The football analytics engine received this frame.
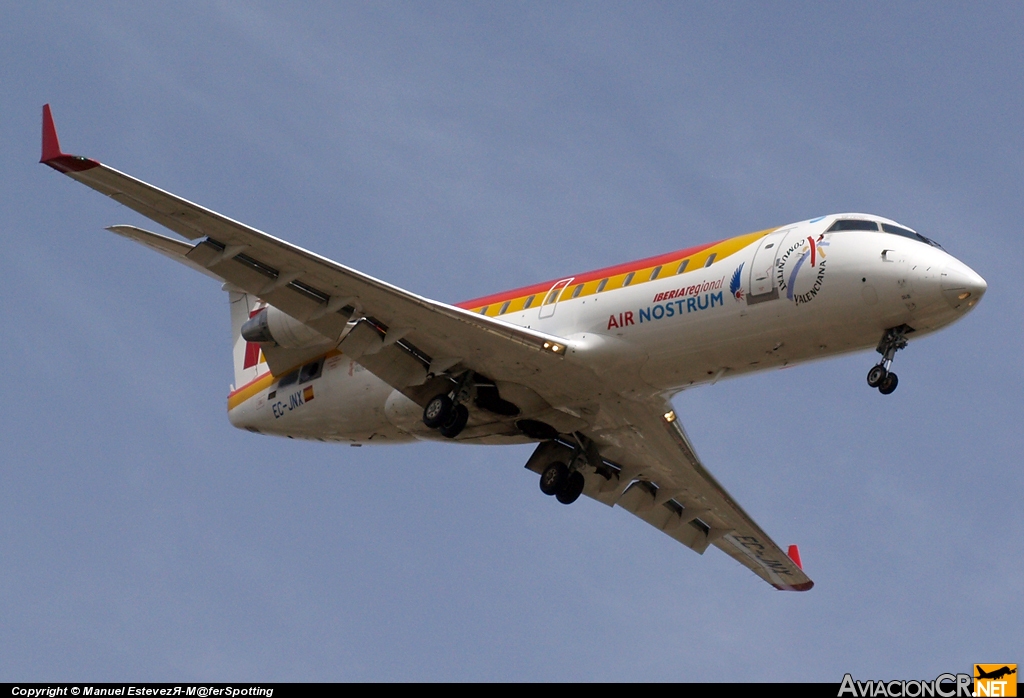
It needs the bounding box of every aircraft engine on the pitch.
[240,306,334,348]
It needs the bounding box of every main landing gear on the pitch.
[423,393,470,438]
[866,325,910,395]
[423,372,474,439]
[539,461,585,505]
[535,435,601,505]
[526,437,605,506]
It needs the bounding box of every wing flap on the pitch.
[616,482,709,553]
[184,238,354,342]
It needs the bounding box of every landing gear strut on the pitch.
[867,325,910,395]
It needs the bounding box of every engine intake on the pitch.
[240,306,333,348]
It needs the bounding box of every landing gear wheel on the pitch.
[867,365,888,388]
[878,372,899,395]
[556,471,586,505]
[423,394,453,428]
[439,404,469,439]
[539,462,569,496]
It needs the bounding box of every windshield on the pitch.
[826,218,944,249]
[880,223,944,250]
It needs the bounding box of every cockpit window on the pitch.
[827,219,879,232]
[881,223,944,249]
[825,218,944,249]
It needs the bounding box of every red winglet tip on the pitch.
[41,104,64,162]
[787,544,803,570]
[39,104,99,172]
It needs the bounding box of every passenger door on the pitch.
[746,228,792,304]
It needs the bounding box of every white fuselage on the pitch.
[227,214,985,443]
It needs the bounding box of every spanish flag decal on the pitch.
[303,386,315,402]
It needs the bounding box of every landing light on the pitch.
[543,342,563,353]
[958,292,971,300]
[664,410,677,423]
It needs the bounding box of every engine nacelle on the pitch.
[240,306,334,349]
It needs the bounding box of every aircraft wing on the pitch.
[574,397,813,590]
[40,105,594,409]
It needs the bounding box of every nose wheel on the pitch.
[867,366,899,394]
[867,325,910,395]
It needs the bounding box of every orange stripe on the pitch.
[461,227,775,316]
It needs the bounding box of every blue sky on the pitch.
[2,2,1021,681]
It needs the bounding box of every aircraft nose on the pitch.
[940,259,987,311]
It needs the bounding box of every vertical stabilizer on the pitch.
[229,288,269,389]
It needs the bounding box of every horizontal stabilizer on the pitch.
[105,226,223,282]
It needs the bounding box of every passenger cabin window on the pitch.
[827,219,879,232]
[524,295,535,309]
[597,278,608,292]
[479,306,489,315]
[499,301,510,315]
[544,289,559,305]
[299,359,323,383]
[651,265,662,280]
[676,259,689,274]
[623,272,635,287]
[704,253,716,268]
[571,284,583,298]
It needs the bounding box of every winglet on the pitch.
[787,544,803,570]
[40,104,99,173]
[41,104,64,162]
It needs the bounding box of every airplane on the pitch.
[975,666,1016,681]
[39,104,987,592]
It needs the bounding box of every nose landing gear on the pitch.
[866,325,911,395]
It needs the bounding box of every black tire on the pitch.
[878,372,899,395]
[867,365,887,388]
[556,471,586,505]
[539,462,569,496]
[423,394,453,428]
[439,404,469,439]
